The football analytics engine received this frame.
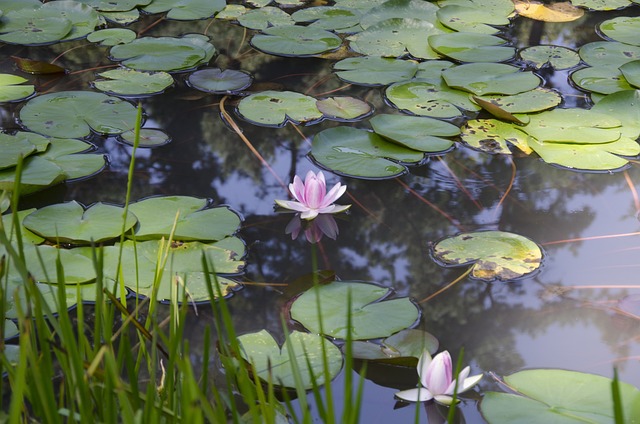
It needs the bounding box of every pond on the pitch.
[2,0,640,422]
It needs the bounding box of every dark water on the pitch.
[2,6,640,422]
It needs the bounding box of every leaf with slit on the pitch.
[142,0,225,20]
[316,96,372,121]
[513,0,584,22]
[591,89,640,139]
[20,91,138,138]
[385,79,481,118]
[570,65,633,95]
[347,18,444,60]
[519,45,580,70]
[0,73,34,102]
[473,88,562,115]
[461,119,532,155]
[127,196,241,241]
[73,0,151,12]
[310,126,424,179]
[0,132,50,170]
[23,201,137,244]
[4,282,78,319]
[109,35,215,72]
[442,63,541,96]
[237,7,293,30]
[599,16,640,47]
[1,208,45,245]
[428,32,514,63]
[237,330,342,389]
[237,90,322,127]
[527,136,639,171]
[522,109,622,143]
[187,68,252,94]
[118,128,171,147]
[369,113,458,152]
[358,0,439,29]
[351,329,439,365]
[414,60,456,81]
[11,56,66,74]
[291,6,361,30]
[92,69,173,97]
[333,56,418,86]
[87,28,137,46]
[436,5,510,34]
[290,281,420,340]
[579,41,640,67]
[571,0,631,9]
[0,12,73,45]
[620,60,640,89]
[250,26,342,57]
[432,231,543,281]
[39,1,100,41]
[480,369,640,423]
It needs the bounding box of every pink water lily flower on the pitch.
[395,350,483,406]
[275,171,350,220]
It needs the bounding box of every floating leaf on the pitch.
[117,128,171,147]
[142,0,225,20]
[436,4,509,34]
[237,90,322,127]
[369,113,458,152]
[570,65,633,95]
[620,60,640,89]
[237,330,342,389]
[4,320,18,339]
[100,9,140,25]
[513,0,584,22]
[519,45,580,70]
[591,89,640,138]
[0,74,34,102]
[92,68,173,97]
[316,96,372,120]
[359,0,439,28]
[23,201,137,244]
[351,329,439,365]
[432,231,543,281]
[481,369,640,423]
[461,119,531,154]
[429,32,514,63]
[579,41,640,67]
[290,281,420,340]
[1,208,46,245]
[473,88,562,115]
[333,56,418,86]
[0,132,49,170]
[4,282,78,319]
[442,63,541,96]
[250,26,342,57]
[291,6,361,30]
[523,109,622,143]
[237,6,293,30]
[87,28,137,46]
[310,126,424,179]
[10,56,66,74]
[571,0,631,9]
[20,91,138,138]
[127,196,241,241]
[73,0,151,12]
[599,16,640,47]
[187,68,252,94]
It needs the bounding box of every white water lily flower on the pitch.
[395,350,483,405]
[275,170,350,220]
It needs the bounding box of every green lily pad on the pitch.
[414,60,457,81]
[289,281,421,340]
[127,196,241,241]
[432,231,543,281]
[23,201,137,244]
[333,56,418,86]
[369,113,458,152]
[461,119,530,155]
[250,26,342,57]
[237,7,293,30]
[436,4,510,34]
[579,41,640,67]
[117,128,171,147]
[215,4,248,20]
[620,60,640,89]
[0,132,49,170]
[86,28,137,46]
[0,74,34,102]
[428,32,515,63]
[237,90,322,127]
[350,329,439,365]
[385,79,480,119]
[439,0,515,16]
[523,109,622,143]
[481,369,640,423]
[570,65,634,95]
[187,68,252,94]
[358,0,439,29]
[3,344,20,364]
[347,18,444,60]
[142,0,225,20]
[473,88,562,114]
[291,6,361,30]
[1,208,46,245]
[316,96,372,120]
[92,68,174,97]
[442,63,541,96]
[109,34,215,72]
[571,0,631,9]
[4,320,18,339]
[237,329,342,389]
[0,0,42,14]
[19,91,138,138]
[73,0,151,12]
[519,45,580,70]
[100,9,140,25]
[310,126,425,179]
[599,16,640,47]
[591,89,640,138]
[4,281,78,319]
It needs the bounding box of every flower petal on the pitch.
[445,366,470,395]
[304,176,324,209]
[459,373,483,393]
[290,176,306,203]
[320,182,346,208]
[433,394,455,406]
[395,387,434,403]
[275,199,312,213]
[424,351,453,396]
[315,214,339,239]
[417,351,433,384]
[300,209,319,220]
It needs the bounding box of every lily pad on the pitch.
[316,96,372,121]
[117,128,171,147]
[579,41,640,67]
[571,0,631,9]
[237,330,342,390]
[250,26,342,57]
[0,74,34,102]
[369,113,458,152]
[358,0,439,29]
[620,60,640,89]
[4,320,18,339]
[473,88,562,114]
[237,7,293,30]
[599,16,640,47]
[86,28,137,46]
[460,119,531,155]
[142,0,225,20]
[570,65,633,95]
[4,282,78,319]
[428,32,515,63]
[437,4,510,34]
[591,89,640,138]
[127,196,241,241]
[481,369,640,423]
[187,68,252,94]
[431,231,543,281]
[237,90,322,127]
[350,329,439,365]
[19,91,138,138]
[0,132,50,170]
[523,109,622,144]
[442,63,541,96]
[73,0,151,12]
[289,281,421,340]
[513,0,584,22]
[333,56,418,86]
[310,126,425,179]
[92,68,174,97]
[291,6,361,30]
[1,208,46,245]
[23,201,137,244]
[519,45,580,70]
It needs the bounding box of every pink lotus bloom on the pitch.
[275,171,350,220]
[395,350,482,405]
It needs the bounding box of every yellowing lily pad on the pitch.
[461,119,531,154]
[431,231,543,281]
[0,73,34,102]
[513,0,584,22]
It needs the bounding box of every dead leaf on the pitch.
[513,1,584,22]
